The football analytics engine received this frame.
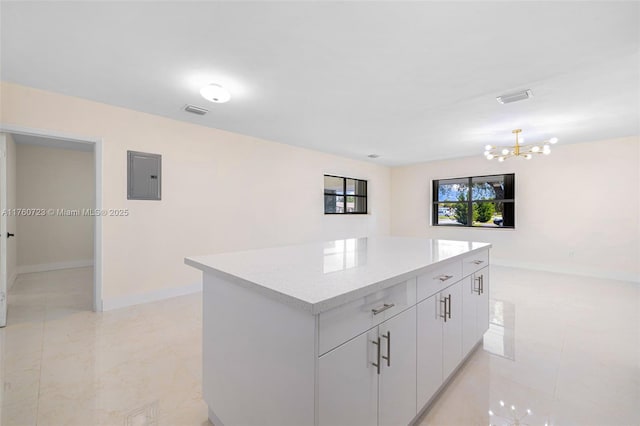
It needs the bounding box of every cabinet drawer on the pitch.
[417,260,462,302]
[319,278,416,356]
[462,250,489,277]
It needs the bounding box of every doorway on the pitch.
[0,126,102,328]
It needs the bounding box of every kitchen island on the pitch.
[185,236,491,426]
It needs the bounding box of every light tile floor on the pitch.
[0,266,638,426]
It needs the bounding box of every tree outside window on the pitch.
[433,174,515,228]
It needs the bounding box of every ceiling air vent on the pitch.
[184,104,209,115]
[496,89,533,104]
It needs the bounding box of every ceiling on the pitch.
[1,2,638,166]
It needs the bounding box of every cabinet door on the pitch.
[476,267,490,337]
[417,295,443,410]
[442,280,463,380]
[318,328,378,426]
[462,275,478,356]
[378,306,417,426]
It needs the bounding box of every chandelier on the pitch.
[484,129,558,162]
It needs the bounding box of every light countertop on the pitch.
[185,236,491,314]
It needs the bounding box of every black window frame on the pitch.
[432,173,515,228]
[324,174,368,215]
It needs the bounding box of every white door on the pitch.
[378,305,417,426]
[318,328,378,426]
[476,267,490,337]
[0,133,7,327]
[462,275,478,356]
[442,280,463,379]
[417,294,443,408]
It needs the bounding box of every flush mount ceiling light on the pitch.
[200,83,231,103]
[484,129,558,162]
[496,89,533,104]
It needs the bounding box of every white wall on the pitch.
[0,82,391,308]
[391,136,640,282]
[4,80,634,312]
[5,134,17,289]
[16,143,94,271]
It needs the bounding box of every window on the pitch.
[324,175,367,214]
[432,174,514,228]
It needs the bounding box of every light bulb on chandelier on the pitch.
[483,129,558,161]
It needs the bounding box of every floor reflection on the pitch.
[418,266,639,426]
[488,399,547,426]
[0,268,209,426]
[2,266,638,426]
[483,299,515,360]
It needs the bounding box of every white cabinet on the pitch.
[318,328,378,426]
[319,278,416,355]
[417,279,464,409]
[378,306,417,426]
[462,267,490,357]
[418,268,487,412]
[442,280,463,379]
[417,260,462,302]
[191,242,491,426]
[462,250,489,277]
[461,275,477,356]
[417,294,443,409]
[476,268,490,340]
[319,306,417,426]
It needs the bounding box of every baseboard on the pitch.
[17,259,94,274]
[101,282,203,311]
[491,258,640,284]
[7,271,17,291]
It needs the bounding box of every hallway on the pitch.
[1,267,205,426]
[7,268,93,325]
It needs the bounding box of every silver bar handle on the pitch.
[440,296,448,322]
[472,260,485,265]
[371,337,381,375]
[382,331,391,367]
[434,274,453,282]
[480,275,484,294]
[473,276,482,295]
[372,303,395,315]
[447,294,452,319]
